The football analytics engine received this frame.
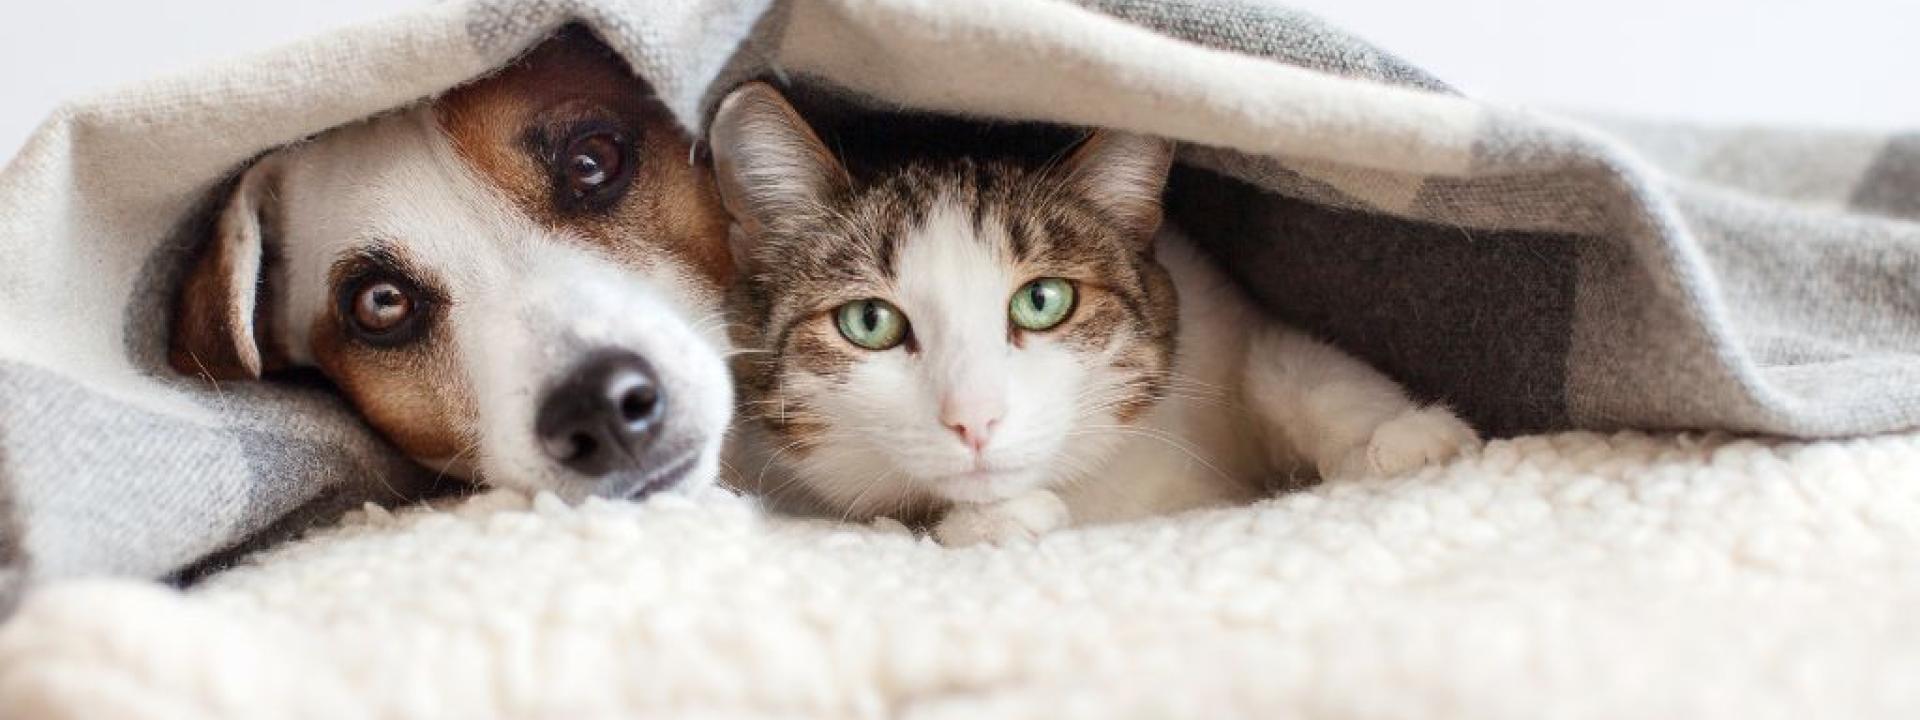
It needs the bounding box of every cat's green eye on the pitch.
[1009,278,1077,332]
[834,298,909,350]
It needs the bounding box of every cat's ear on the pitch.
[708,82,849,250]
[1061,130,1175,247]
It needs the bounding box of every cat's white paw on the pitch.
[933,490,1070,547]
[1324,406,1481,479]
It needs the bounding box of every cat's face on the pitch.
[710,83,1176,513]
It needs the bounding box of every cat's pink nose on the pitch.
[946,417,999,453]
[940,395,1004,454]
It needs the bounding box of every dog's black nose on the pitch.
[536,350,666,477]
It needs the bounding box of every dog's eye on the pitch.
[341,273,428,346]
[354,281,412,332]
[559,130,631,209]
[566,134,620,189]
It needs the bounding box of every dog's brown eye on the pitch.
[338,269,432,349]
[564,132,624,197]
[543,122,638,214]
[352,280,412,334]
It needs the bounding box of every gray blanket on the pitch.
[2,0,1916,608]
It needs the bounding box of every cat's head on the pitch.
[709,83,1177,513]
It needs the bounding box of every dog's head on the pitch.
[169,27,736,500]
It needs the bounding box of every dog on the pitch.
[168,26,736,501]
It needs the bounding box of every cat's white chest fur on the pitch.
[1055,230,1275,525]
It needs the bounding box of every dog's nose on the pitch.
[536,350,667,477]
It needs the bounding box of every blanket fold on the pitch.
[2,0,1917,609]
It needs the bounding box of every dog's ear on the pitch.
[169,158,282,382]
[707,82,849,264]
[1059,130,1175,250]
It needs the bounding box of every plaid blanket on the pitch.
[2,0,1916,608]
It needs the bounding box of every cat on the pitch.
[707,82,1483,546]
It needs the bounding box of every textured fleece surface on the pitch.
[4,429,1918,718]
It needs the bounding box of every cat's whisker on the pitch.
[752,437,816,494]
[1155,392,1241,411]
[682,310,723,334]
[734,398,801,416]
[715,456,746,488]
[1109,368,1231,393]
[689,310,741,340]
[1050,449,1155,514]
[1050,451,1100,489]
[837,468,896,525]
[759,468,817,506]
[1108,372,1230,398]
[1068,424,1238,488]
[1154,371,1234,392]
[1072,375,1241,413]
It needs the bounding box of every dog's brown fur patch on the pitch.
[306,252,471,461]
[435,26,734,290]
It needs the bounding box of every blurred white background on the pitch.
[1,0,1916,163]
[1291,0,1920,128]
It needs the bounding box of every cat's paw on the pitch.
[933,490,1070,547]
[1324,406,1481,479]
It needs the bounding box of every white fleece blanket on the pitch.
[4,430,1917,719]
